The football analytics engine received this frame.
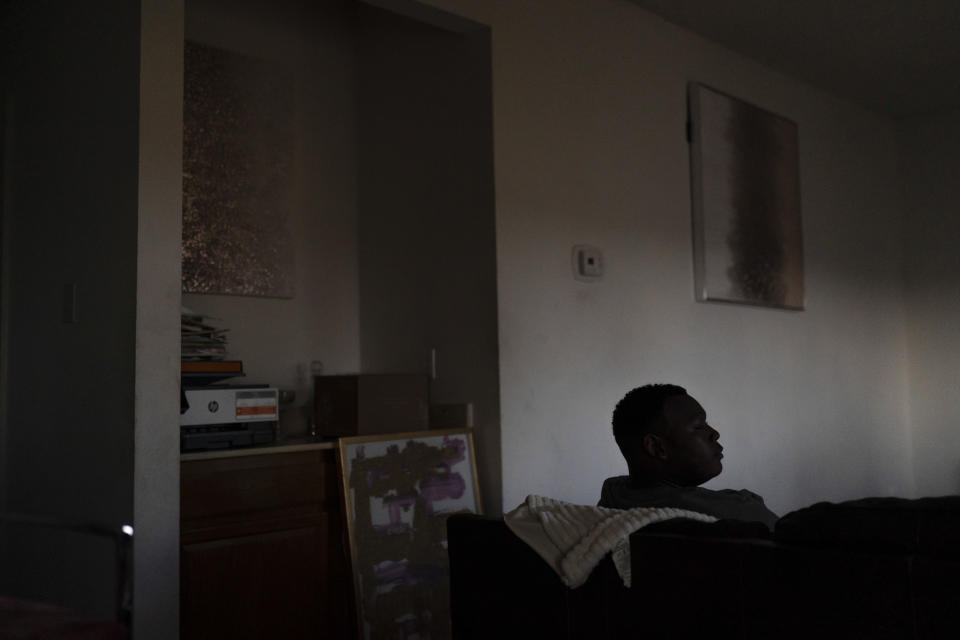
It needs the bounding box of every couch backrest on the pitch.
[447,509,960,639]
[775,496,960,555]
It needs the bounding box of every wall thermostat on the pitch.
[572,245,604,281]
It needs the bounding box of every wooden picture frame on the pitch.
[337,428,481,640]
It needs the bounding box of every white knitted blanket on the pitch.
[503,494,716,588]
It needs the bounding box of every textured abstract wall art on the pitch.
[688,83,804,309]
[182,41,295,298]
[338,429,481,640]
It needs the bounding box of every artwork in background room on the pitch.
[339,429,481,640]
[182,40,295,298]
[688,83,804,309]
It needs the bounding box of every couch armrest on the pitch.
[447,514,573,639]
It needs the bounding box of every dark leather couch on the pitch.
[447,497,960,639]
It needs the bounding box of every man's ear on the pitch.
[642,433,668,460]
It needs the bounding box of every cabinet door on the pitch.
[182,525,325,639]
[181,450,351,639]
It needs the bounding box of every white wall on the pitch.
[421,0,915,515]
[183,0,362,436]
[135,0,184,636]
[356,5,501,515]
[0,0,140,618]
[901,109,960,498]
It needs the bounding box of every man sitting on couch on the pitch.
[600,383,778,529]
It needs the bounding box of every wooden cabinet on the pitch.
[181,448,353,639]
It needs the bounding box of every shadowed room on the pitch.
[2,0,959,638]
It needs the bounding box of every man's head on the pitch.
[612,384,723,486]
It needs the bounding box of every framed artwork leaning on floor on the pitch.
[338,428,481,640]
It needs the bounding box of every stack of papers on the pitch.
[181,307,229,361]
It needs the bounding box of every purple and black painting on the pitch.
[343,432,479,640]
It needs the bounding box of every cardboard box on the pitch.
[313,374,429,437]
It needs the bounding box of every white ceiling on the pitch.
[629,0,960,117]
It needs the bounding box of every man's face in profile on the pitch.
[658,393,723,486]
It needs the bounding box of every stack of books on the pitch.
[181,308,243,384]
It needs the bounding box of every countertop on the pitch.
[180,436,337,462]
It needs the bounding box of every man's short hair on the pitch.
[612,383,688,451]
